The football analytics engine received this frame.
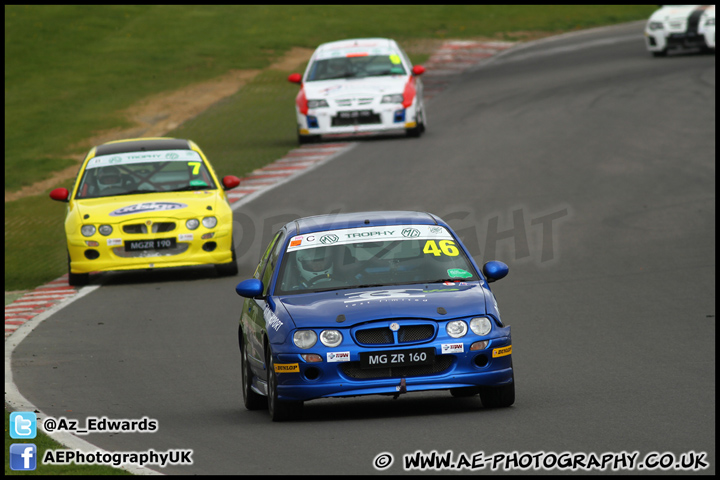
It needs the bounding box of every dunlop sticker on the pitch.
[492,345,512,358]
[274,363,299,373]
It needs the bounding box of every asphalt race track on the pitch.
[10,22,715,475]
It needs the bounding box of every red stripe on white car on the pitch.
[296,86,308,115]
[402,75,416,108]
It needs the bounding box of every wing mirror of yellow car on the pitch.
[288,73,302,84]
[49,187,70,202]
[222,175,241,190]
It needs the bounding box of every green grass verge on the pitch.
[5,410,131,475]
[4,5,655,292]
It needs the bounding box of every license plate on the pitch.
[359,347,435,369]
[338,110,372,119]
[125,238,177,252]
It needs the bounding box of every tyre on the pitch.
[266,347,303,421]
[450,386,479,397]
[240,329,266,410]
[67,252,89,287]
[406,107,426,138]
[652,49,668,57]
[479,373,515,408]
[297,130,320,145]
[215,241,238,276]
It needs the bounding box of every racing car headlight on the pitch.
[186,219,200,230]
[293,330,317,349]
[446,320,468,338]
[202,216,217,229]
[706,18,715,26]
[381,94,404,104]
[81,225,96,237]
[98,225,113,236]
[470,317,492,336]
[319,330,342,348]
[648,21,664,31]
[307,99,329,108]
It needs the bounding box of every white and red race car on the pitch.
[288,38,427,143]
[645,5,715,56]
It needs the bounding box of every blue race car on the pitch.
[235,211,514,421]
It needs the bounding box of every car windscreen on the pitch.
[306,53,407,81]
[275,225,478,295]
[75,149,217,199]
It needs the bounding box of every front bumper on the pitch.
[273,335,513,402]
[297,102,420,137]
[645,28,715,51]
[67,221,233,274]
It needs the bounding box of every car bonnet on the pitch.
[74,191,220,220]
[651,5,710,21]
[277,283,490,328]
[303,75,410,99]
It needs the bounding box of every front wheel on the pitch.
[652,48,668,57]
[216,240,238,276]
[266,348,303,421]
[450,387,479,397]
[406,107,426,138]
[479,373,515,408]
[240,331,266,410]
[297,130,320,145]
[67,252,89,287]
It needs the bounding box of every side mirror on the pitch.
[482,261,509,283]
[236,278,264,298]
[288,73,302,84]
[412,65,426,76]
[222,175,241,190]
[50,187,70,202]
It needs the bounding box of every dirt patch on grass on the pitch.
[5,47,314,203]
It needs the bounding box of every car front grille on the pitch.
[340,355,454,379]
[152,222,176,233]
[398,325,434,343]
[122,222,176,234]
[335,97,374,107]
[355,324,435,346]
[356,327,394,345]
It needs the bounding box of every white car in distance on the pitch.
[288,38,427,143]
[645,5,715,57]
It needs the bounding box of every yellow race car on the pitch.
[50,137,241,286]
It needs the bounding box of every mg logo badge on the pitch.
[401,228,421,238]
[320,234,339,244]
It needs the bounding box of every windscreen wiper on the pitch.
[314,283,388,293]
[407,279,476,285]
[168,185,211,192]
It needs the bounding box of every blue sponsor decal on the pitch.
[109,202,188,216]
